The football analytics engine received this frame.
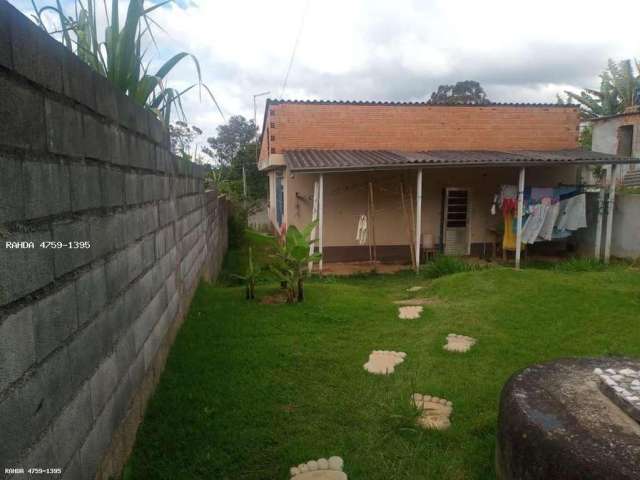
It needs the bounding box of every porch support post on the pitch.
[319,174,324,271]
[594,186,605,260]
[515,167,526,270]
[415,169,423,272]
[603,164,618,264]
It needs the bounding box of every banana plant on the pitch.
[246,221,321,303]
[231,246,260,300]
[30,0,224,124]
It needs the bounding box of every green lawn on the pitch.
[126,263,640,479]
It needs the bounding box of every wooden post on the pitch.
[400,180,416,268]
[308,180,319,272]
[594,186,605,260]
[415,169,423,272]
[319,174,324,271]
[515,167,525,270]
[368,181,377,262]
[604,164,618,264]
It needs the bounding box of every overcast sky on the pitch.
[16,0,640,142]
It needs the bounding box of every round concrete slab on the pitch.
[496,357,640,480]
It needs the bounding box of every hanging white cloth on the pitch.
[356,214,368,245]
[521,203,550,244]
[555,194,587,231]
[537,202,560,241]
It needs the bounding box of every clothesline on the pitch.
[493,184,588,248]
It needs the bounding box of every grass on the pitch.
[126,262,640,479]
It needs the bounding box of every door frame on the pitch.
[441,187,472,255]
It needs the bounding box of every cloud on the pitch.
[15,0,640,139]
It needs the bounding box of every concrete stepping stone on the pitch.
[412,393,453,430]
[443,334,477,353]
[290,456,347,480]
[406,286,424,292]
[363,350,406,375]
[393,298,438,306]
[398,306,423,319]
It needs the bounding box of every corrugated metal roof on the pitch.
[267,98,577,108]
[284,149,640,172]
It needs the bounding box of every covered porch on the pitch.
[280,149,639,271]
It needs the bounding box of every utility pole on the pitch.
[246,91,270,211]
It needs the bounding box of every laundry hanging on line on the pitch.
[493,185,587,246]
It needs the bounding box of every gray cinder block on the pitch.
[158,200,177,226]
[122,207,145,244]
[69,161,101,212]
[75,264,107,326]
[89,355,118,417]
[50,382,94,469]
[0,75,46,151]
[83,114,109,162]
[0,152,24,224]
[0,305,35,393]
[93,72,118,122]
[52,219,91,277]
[62,47,96,110]
[100,165,125,208]
[142,204,159,236]
[67,312,111,389]
[124,172,143,206]
[0,228,54,306]
[105,250,129,301]
[88,213,125,260]
[0,2,12,69]
[45,98,84,157]
[32,283,78,362]
[141,234,155,272]
[9,5,63,93]
[114,327,135,380]
[127,241,143,283]
[109,371,133,433]
[23,158,71,219]
[79,396,114,480]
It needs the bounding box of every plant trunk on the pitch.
[297,278,304,302]
[245,285,250,300]
[286,286,295,304]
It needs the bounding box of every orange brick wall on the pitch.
[259,102,580,161]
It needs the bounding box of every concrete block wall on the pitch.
[0,2,228,478]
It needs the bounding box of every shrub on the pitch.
[554,257,607,272]
[422,255,476,279]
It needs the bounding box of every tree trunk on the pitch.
[297,278,304,302]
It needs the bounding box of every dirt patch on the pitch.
[393,298,441,306]
[260,291,289,304]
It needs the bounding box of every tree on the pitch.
[205,116,266,204]
[563,59,640,119]
[206,116,257,166]
[169,121,203,160]
[429,80,490,105]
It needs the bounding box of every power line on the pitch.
[280,0,310,97]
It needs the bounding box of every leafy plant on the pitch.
[246,221,321,303]
[422,255,477,279]
[231,247,260,300]
[554,257,606,272]
[562,59,640,119]
[30,0,223,123]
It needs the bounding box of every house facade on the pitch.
[591,109,640,186]
[258,100,637,267]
